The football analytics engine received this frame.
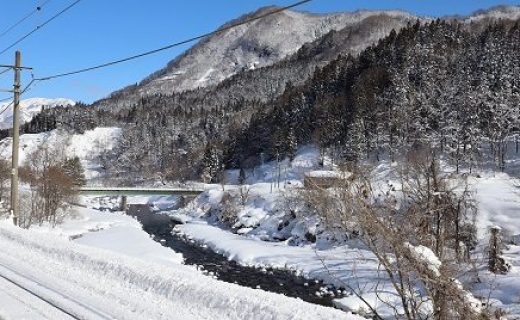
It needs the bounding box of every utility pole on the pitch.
[11,51,21,226]
[0,51,32,227]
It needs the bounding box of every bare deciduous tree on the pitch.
[18,143,83,228]
[300,148,484,319]
[0,159,10,215]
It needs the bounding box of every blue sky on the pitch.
[1,0,519,103]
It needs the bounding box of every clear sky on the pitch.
[0,0,519,103]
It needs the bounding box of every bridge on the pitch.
[77,187,206,210]
[78,187,205,197]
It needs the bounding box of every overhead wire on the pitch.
[0,78,37,117]
[0,0,313,117]
[0,0,82,56]
[0,0,52,39]
[35,0,312,81]
[0,96,13,103]
[0,68,11,76]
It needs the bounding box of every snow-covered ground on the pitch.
[177,221,400,316]
[0,207,360,320]
[29,206,184,266]
[0,127,120,180]
[1,133,518,318]
[167,146,520,318]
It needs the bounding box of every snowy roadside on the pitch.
[0,215,361,320]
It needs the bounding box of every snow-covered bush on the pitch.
[218,191,240,226]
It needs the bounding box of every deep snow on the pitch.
[168,146,520,317]
[0,208,361,320]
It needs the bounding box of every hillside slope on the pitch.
[136,8,415,96]
[0,98,74,130]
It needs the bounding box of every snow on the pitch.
[234,207,268,228]
[468,5,520,22]
[0,98,75,130]
[1,135,519,317]
[82,194,182,212]
[196,68,215,83]
[405,243,442,277]
[333,292,406,318]
[54,207,185,266]
[0,275,75,320]
[0,209,360,320]
[470,172,520,239]
[177,221,405,318]
[305,170,344,178]
[165,146,520,318]
[138,10,414,96]
[0,127,121,180]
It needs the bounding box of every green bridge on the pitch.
[78,187,205,210]
[78,187,205,197]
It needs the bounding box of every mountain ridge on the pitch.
[0,98,75,130]
[134,7,416,97]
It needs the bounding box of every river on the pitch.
[127,204,346,308]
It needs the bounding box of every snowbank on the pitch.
[32,206,186,266]
[0,218,360,320]
[177,221,402,317]
[173,146,520,318]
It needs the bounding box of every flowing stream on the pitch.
[127,204,346,308]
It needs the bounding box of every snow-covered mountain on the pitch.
[0,98,75,130]
[109,5,520,100]
[468,5,520,22]
[136,7,416,96]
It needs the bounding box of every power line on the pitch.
[0,0,52,39]
[0,0,82,56]
[0,0,312,114]
[0,79,37,117]
[35,0,312,81]
[0,68,11,76]
[0,96,13,103]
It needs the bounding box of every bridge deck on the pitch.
[78,187,205,197]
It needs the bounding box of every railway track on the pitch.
[0,262,113,320]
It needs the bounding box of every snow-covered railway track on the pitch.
[0,262,113,320]
[0,273,78,319]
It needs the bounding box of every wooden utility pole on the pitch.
[10,51,21,226]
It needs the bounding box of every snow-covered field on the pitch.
[0,207,360,320]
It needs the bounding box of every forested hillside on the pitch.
[4,10,520,184]
[4,11,415,183]
[235,19,520,175]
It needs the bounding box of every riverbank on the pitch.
[128,204,347,307]
[0,208,361,320]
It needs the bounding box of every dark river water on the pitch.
[127,204,346,308]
